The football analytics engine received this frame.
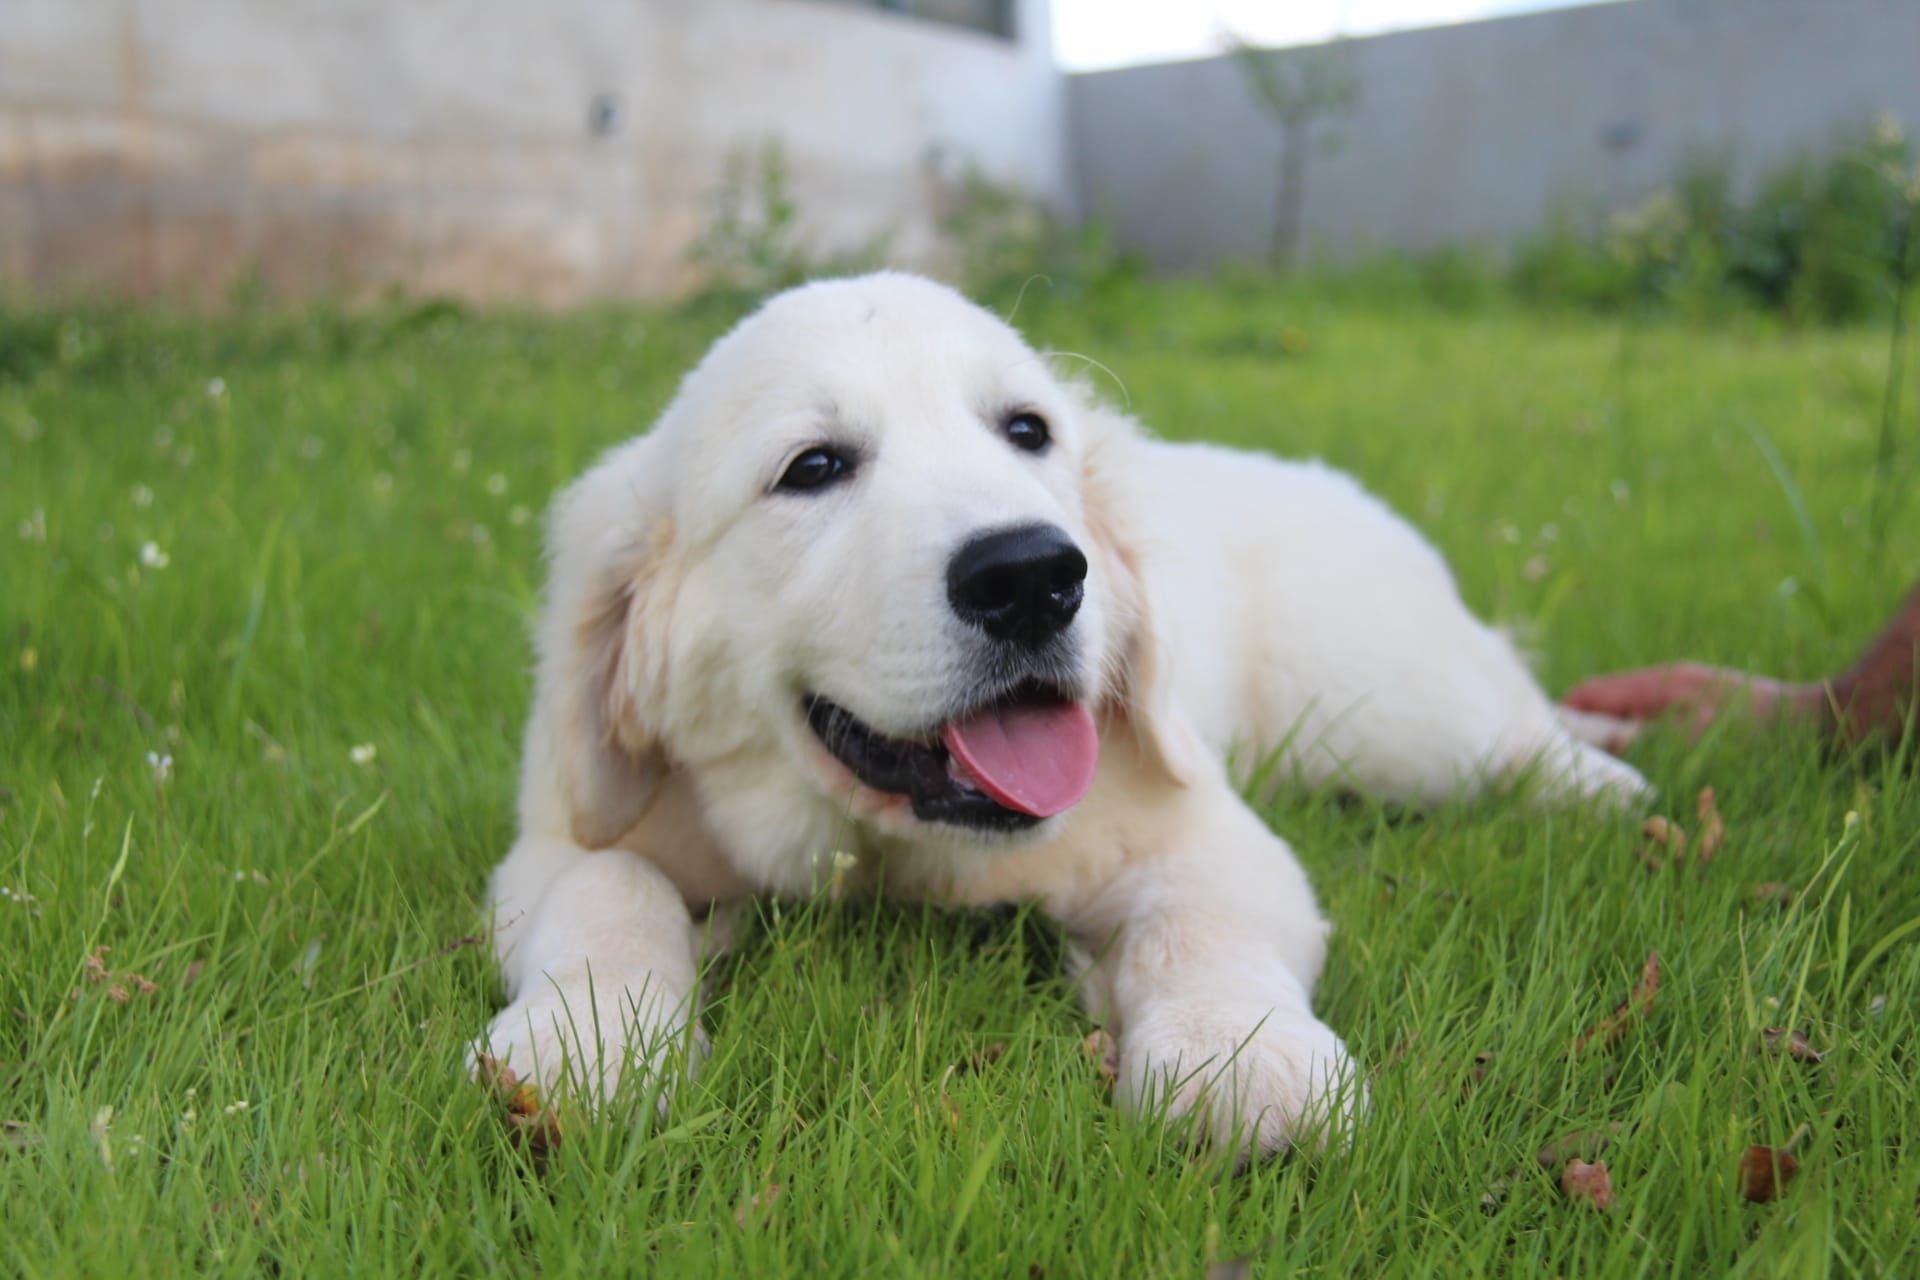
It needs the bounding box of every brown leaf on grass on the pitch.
[1083,1029,1118,1085]
[1738,1123,1810,1202]
[1749,883,1793,906]
[1737,1145,1800,1202]
[1760,1027,1824,1064]
[1480,1166,1525,1212]
[1638,816,1687,870]
[957,1041,1007,1075]
[1559,1158,1615,1210]
[80,946,160,1003]
[1695,788,1726,863]
[1535,1125,1621,1170]
[733,1181,784,1227]
[1574,951,1661,1054]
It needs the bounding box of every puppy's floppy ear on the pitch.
[519,438,682,849]
[1077,404,1208,788]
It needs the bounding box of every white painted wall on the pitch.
[0,0,1063,302]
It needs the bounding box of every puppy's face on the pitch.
[635,275,1119,849]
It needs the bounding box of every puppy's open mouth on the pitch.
[804,682,1099,832]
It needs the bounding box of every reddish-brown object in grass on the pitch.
[1083,1028,1118,1085]
[1760,1027,1824,1064]
[734,1182,784,1227]
[1695,788,1726,863]
[1574,951,1661,1054]
[1559,1158,1615,1210]
[1639,816,1687,869]
[475,1053,562,1154]
[1737,1145,1800,1202]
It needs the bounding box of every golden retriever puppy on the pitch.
[477,273,1646,1155]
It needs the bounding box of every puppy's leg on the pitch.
[1068,796,1361,1159]
[1515,729,1653,809]
[478,838,702,1110]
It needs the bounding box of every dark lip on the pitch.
[803,679,1076,832]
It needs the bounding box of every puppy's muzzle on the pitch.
[946,523,1087,649]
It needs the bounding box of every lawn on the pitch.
[3,280,1918,1276]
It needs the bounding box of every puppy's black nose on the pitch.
[947,523,1088,647]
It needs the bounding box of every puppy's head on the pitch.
[537,273,1197,864]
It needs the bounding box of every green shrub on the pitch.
[932,160,1142,311]
[684,141,891,308]
[1516,119,1919,323]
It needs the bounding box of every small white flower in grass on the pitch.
[485,472,508,496]
[146,751,173,785]
[223,1100,249,1116]
[508,504,531,527]
[349,742,377,766]
[131,484,154,508]
[206,377,227,399]
[18,508,46,542]
[139,541,170,569]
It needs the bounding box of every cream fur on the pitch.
[476,272,1647,1155]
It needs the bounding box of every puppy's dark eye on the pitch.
[1005,412,1051,453]
[776,446,854,493]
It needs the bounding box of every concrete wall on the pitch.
[1070,0,1920,270]
[0,0,1062,304]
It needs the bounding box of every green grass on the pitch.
[4,282,1918,1276]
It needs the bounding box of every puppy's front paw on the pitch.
[1117,999,1364,1158]
[471,977,703,1114]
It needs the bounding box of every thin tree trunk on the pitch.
[1271,118,1311,272]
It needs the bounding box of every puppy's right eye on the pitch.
[776,446,855,493]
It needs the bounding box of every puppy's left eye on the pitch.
[1004,412,1051,453]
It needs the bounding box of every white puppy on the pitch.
[478,272,1645,1155]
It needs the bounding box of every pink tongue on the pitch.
[941,701,1099,818]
